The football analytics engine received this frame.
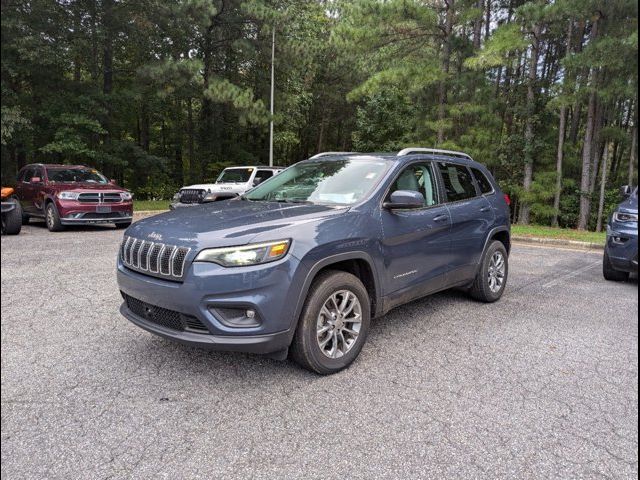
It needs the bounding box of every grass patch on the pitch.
[511,225,606,245]
[134,200,170,211]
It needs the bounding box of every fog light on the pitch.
[209,306,261,328]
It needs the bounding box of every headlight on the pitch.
[120,192,133,201]
[613,212,638,223]
[58,191,79,200]
[194,239,290,267]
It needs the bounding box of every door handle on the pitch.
[480,206,491,212]
[433,214,449,223]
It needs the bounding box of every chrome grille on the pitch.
[78,192,124,203]
[120,236,190,281]
[179,189,205,204]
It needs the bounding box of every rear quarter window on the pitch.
[472,168,494,194]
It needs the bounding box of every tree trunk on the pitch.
[552,21,573,228]
[472,0,483,49]
[630,124,637,186]
[577,17,599,231]
[484,0,491,42]
[437,0,455,145]
[518,23,542,225]
[596,142,611,232]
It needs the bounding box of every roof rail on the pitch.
[309,151,360,159]
[397,147,473,160]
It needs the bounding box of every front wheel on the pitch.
[2,199,22,235]
[469,240,509,302]
[45,203,64,232]
[291,270,371,375]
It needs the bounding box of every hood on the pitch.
[47,182,128,192]
[126,200,347,248]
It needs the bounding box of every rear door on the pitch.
[437,162,495,284]
[380,161,452,303]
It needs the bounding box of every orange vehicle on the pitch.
[1,187,22,235]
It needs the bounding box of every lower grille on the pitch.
[179,189,205,204]
[123,293,210,334]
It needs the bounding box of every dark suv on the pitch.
[603,185,638,281]
[117,148,511,374]
[15,164,133,231]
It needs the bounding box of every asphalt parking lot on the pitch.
[1,221,638,479]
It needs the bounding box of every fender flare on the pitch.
[475,226,511,276]
[292,250,383,327]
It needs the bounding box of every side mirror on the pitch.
[110,179,117,185]
[383,190,425,210]
[30,177,42,184]
[620,185,632,198]
[253,178,263,186]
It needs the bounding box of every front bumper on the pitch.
[117,254,308,354]
[1,201,16,214]
[606,224,638,273]
[57,200,133,224]
[120,303,291,353]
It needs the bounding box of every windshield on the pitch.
[47,167,109,184]
[245,158,389,205]
[217,168,254,183]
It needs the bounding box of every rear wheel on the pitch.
[603,250,629,282]
[469,240,509,302]
[2,199,22,235]
[291,270,370,375]
[45,203,64,232]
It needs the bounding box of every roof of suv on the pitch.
[308,149,479,166]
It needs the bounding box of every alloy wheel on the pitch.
[316,290,362,359]
[487,251,506,293]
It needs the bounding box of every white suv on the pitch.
[170,166,283,209]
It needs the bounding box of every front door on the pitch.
[380,162,451,306]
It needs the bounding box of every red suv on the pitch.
[16,164,133,232]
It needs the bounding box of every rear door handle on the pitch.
[433,214,449,223]
[480,206,491,212]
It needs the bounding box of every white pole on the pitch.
[269,27,275,167]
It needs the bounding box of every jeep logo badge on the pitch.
[148,232,163,241]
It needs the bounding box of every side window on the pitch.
[22,168,34,183]
[438,163,477,202]
[471,168,493,194]
[254,170,274,185]
[388,163,438,207]
[33,167,44,181]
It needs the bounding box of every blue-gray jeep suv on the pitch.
[117,148,511,374]
[603,185,638,281]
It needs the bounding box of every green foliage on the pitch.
[0,0,637,232]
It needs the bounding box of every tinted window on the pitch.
[472,168,493,194]
[217,168,254,183]
[438,163,477,202]
[389,163,438,207]
[22,168,35,183]
[255,170,274,183]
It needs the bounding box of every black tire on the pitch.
[45,202,64,232]
[2,199,22,235]
[291,270,371,375]
[115,221,132,229]
[469,240,509,303]
[603,250,629,282]
[22,211,30,225]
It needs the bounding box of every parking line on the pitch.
[541,260,601,289]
